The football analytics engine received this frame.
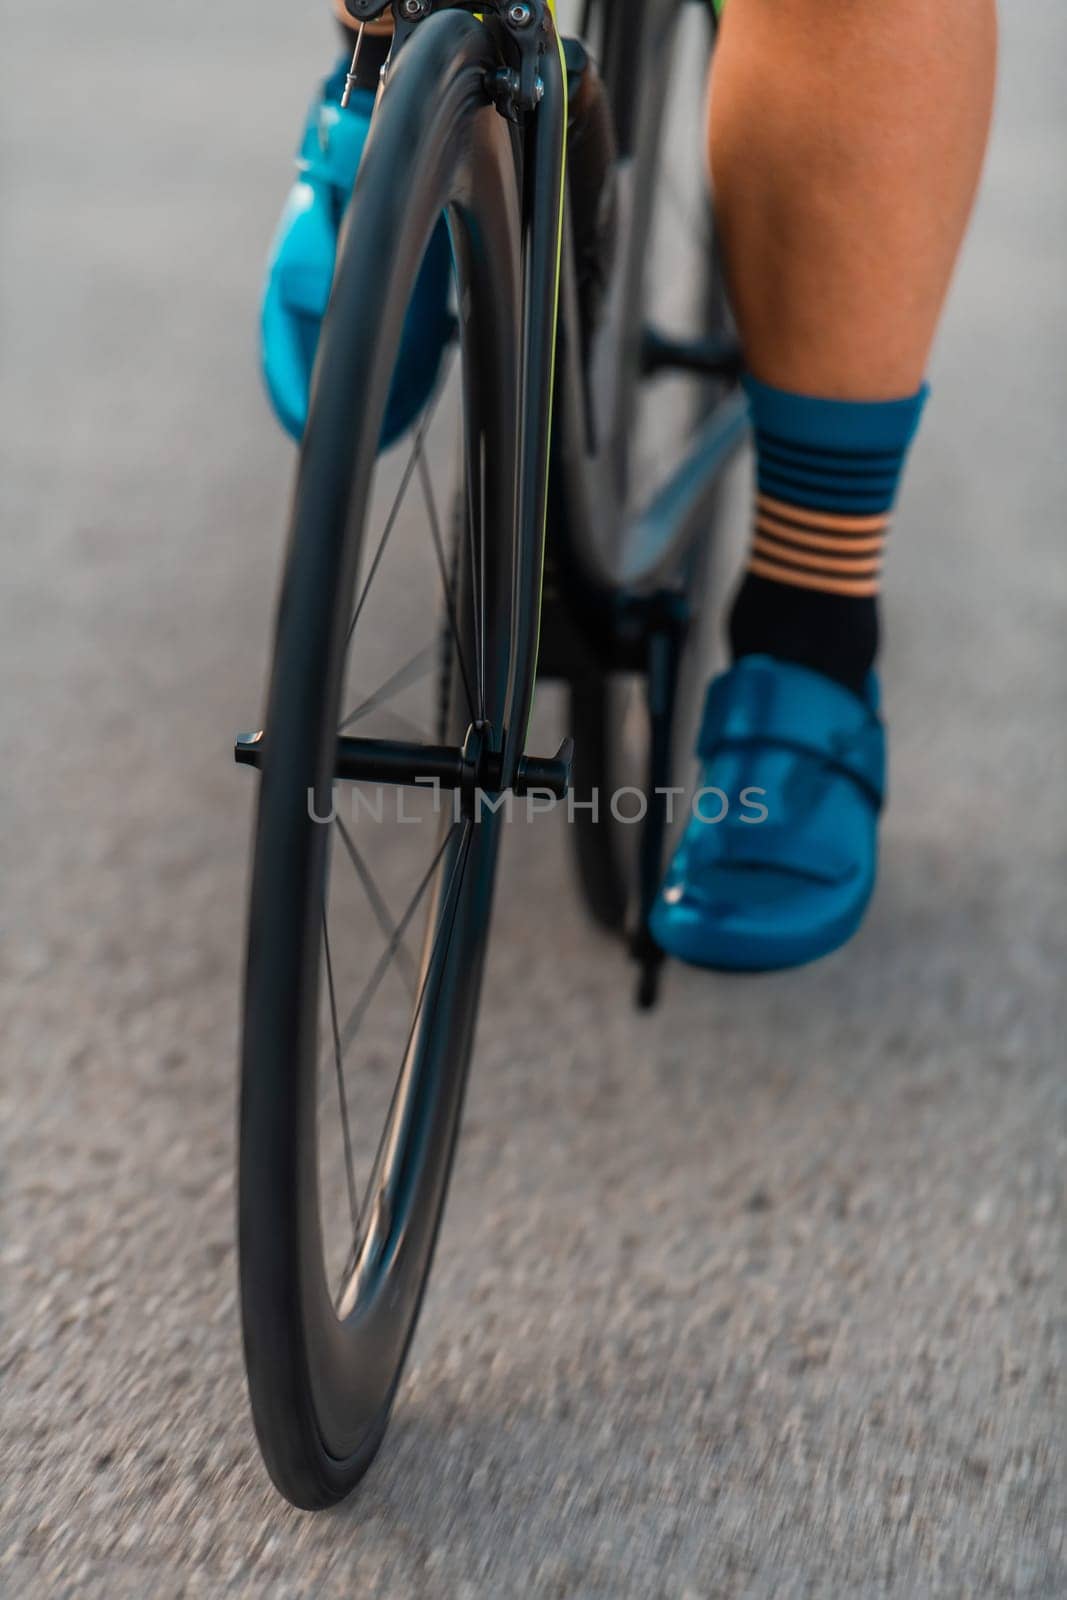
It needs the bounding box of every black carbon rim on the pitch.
[239,13,524,1508]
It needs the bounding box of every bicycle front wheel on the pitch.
[238,13,526,1510]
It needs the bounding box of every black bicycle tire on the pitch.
[238,12,525,1510]
[568,0,730,935]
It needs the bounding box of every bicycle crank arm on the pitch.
[235,729,574,800]
[640,326,744,381]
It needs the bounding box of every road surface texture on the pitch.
[1,3,1064,1596]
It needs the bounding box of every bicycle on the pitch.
[235,0,746,1508]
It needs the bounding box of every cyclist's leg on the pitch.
[711,0,996,399]
[653,0,996,971]
[260,4,452,444]
[711,0,994,689]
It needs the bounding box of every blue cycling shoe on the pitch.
[651,655,886,972]
[261,62,453,447]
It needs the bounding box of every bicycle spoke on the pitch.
[355,821,473,1237]
[416,444,477,726]
[659,161,709,260]
[336,822,459,1057]
[345,449,422,651]
[338,642,436,733]
[322,902,361,1248]
[345,379,449,648]
[334,814,419,999]
[367,705,432,742]
[328,822,467,1299]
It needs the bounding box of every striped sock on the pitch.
[729,375,928,694]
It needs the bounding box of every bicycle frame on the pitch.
[503,0,746,775]
[553,1,747,606]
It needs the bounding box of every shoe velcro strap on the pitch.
[711,821,860,884]
[696,659,885,808]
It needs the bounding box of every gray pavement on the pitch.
[1,3,1065,1596]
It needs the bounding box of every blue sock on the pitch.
[729,374,928,694]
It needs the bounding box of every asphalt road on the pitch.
[2,3,1065,1596]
